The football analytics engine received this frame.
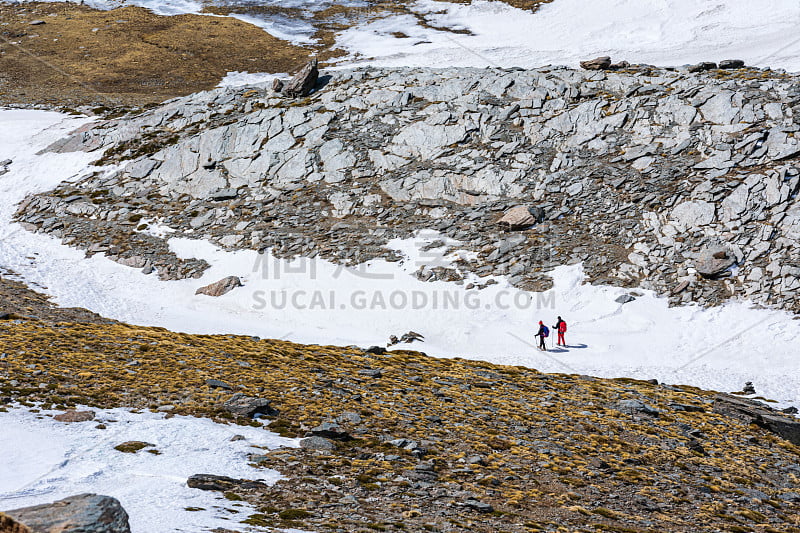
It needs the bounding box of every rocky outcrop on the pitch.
[713,393,800,445]
[3,494,130,533]
[15,64,800,312]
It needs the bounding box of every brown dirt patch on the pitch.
[0,2,318,108]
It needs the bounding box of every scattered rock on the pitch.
[463,499,494,513]
[113,441,155,453]
[358,368,383,378]
[205,378,233,390]
[687,62,716,72]
[671,280,690,295]
[28,20,45,26]
[615,294,636,304]
[300,436,336,451]
[187,474,266,492]
[388,331,425,346]
[310,421,352,440]
[4,494,130,533]
[616,399,660,416]
[53,410,95,423]
[195,276,242,297]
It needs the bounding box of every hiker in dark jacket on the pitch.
[535,320,548,351]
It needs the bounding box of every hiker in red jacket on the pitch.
[553,316,567,346]
[535,321,549,351]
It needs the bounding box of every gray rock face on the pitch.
[4,494,130,533]
[15,64,800,314]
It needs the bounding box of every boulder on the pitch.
[195,276,242,297]
[579,56,612,70]
[615,294,636,304]
[687,62,716,72]
[719,59,745,69]
[281,59,319,98]
[496,206,541,230]
[696,246,735,278]
[4,494,130,533]
[53,410,95,423]
[223,393,278,418]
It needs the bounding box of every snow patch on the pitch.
[335,0,800,72]
[0,406,298,533]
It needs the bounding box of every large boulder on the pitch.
[53,410,95,423]
[223,393,278,418]
[195,276,242,297]
[496,206,544,230]
[695,245,735,278]
[579,56,612,70]
[4,494,130,533]
[280,59,319,98]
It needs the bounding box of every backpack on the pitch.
[558,321,567,334]
[541,325,549,338]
